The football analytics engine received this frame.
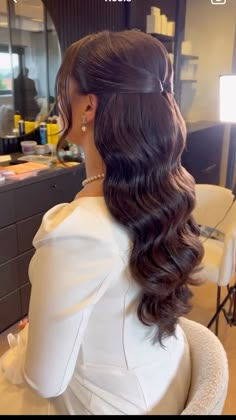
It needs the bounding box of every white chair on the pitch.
[193,184,236,335]
[180,318,228,415]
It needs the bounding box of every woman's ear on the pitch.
[84,94,97,124]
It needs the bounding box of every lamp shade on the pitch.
[220,75,236,123]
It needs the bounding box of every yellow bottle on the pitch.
[25,118,36,134]
[46,117,53,144]
[48,118,59,145]
[14,111,21,130]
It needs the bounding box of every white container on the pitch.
[146,15,154,33]
[154,15,161,33]
[46,143,57,155]
[151,7,161,17]
[167,21,175,36]
[146,14,161,34]
[34,144,47,155]
[21,141,37,155]
[160,15,168,35]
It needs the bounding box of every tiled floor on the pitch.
[0,280,235,414]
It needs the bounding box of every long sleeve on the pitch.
[22,201,120,399]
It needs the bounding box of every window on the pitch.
[0,51,20,95]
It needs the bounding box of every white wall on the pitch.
[181,0,236,122]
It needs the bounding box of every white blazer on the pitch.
[1,197,191,415]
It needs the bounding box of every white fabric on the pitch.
[193,184,236,287]
[0,197,191,415]
[180,318,228,415]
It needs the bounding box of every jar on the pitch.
[20,141,37,155]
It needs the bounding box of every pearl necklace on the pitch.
[82,173,105,187]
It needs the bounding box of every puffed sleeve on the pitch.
[21,201,120,398]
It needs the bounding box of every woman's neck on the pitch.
[83,142,105,179]
[75,143,105,199]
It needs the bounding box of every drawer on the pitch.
[0,290,21,332]
[20,283,31,317]
[0,191,15,228]
[15,178,53,221]
[51,170,85,206]
[15,166,86,222]
[0,225,18,264]
[17,249,35,287]
[17,213,43,254]
[0,259,18,299]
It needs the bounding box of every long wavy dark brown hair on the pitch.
[56,30,204,344]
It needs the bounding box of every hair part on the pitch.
[56,30,204,344]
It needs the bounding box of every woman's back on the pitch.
[28,197,191,415]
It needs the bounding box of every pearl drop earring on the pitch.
[81,116,87,132]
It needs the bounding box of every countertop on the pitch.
[0,154,86,193]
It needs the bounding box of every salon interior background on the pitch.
[1,0,236,189]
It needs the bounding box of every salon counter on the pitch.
[0,160,86,332]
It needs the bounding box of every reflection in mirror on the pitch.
[46,10,61,115]
[10,0,46,120]
[0,0,14,137]
[0,0,61,146]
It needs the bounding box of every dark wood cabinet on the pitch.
[0,291,21,333]
[0,192,15,229]
[0,163,85,332]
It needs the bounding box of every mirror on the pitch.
[0,0,61,138]
[0,0,13,137]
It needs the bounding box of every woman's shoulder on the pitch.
[40,196,107,230]
[33,196,130,253]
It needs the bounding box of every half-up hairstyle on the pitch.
[56,30,204,344]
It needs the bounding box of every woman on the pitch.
[0,30,203,415]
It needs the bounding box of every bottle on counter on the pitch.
[24,117,36,135]
[46,117,53,143]
[18,119,25,136]
[48,118,59,145]
[39,122,47,145]
[14,111,21,130]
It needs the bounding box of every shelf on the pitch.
[181,55,199,60]
[149,33,174,43]
[180,79,197,83]
[186,121,223,134]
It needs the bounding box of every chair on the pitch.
[193,184,236,335]
[180,318,228,415]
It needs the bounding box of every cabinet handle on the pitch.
[50,184,57,189]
